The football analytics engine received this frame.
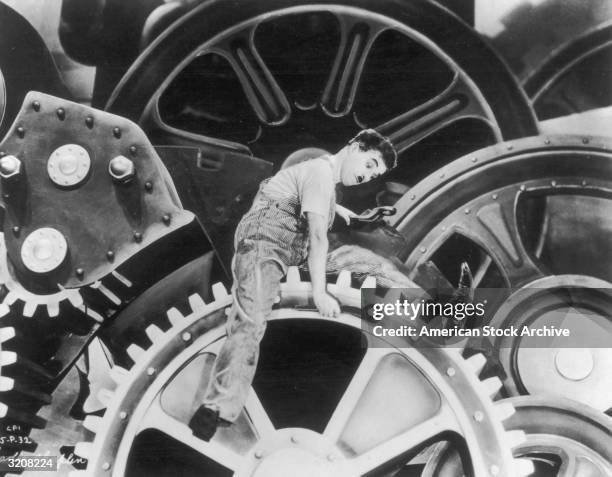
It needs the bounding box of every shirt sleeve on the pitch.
[299,160,334,218]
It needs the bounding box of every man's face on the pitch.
[340,142,388,186]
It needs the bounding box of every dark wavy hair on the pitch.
[348,129,398,170]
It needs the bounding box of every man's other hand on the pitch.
[335,204,356,225]
[313,291,340,318]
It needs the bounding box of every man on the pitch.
[189,129,419,440]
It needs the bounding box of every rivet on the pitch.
[12,226,20,235]
[147,367,155,376]
[551,180,557,187]
[106,250,114,261]
[519,185,526,191]
[32,101,41,112]
[471,157,477,163]
[129,145,137,156]
[439,173,445,179]
[162,214,171,225]
[16,127,25,138]
[490,464,500,476]
[76,268,84,279]
[133,232,142,243]
[581,180,587,187]
[507,144,513,150]
[182,332,191,342]
[113,127,122,139]
[291,435,298,444]
[2,193,9,200]
[254,450,263,459]
[446,367,456,377]
[410,194,416,200]
[102,462,111,471]
[144,181,153,192]
[545,139,551,145]
[464,208,470,214]
[473,411,484,422]
[582,137,589,144]
[119,411,128,420]
[85,116,94,129]
[56,108,65,120]
[492,194,498,200]
[420,247,426,253]
[441,226,446,231]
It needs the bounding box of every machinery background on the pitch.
[0,1,610,476]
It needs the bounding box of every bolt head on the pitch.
[446,367,456,377]
[182,332,191,342]
[12,226,20,235]
[119,411,128,420]
[102,462,111,471]
[76,268,84,278]
[162,214,171,225]
[56,108,65,120]
[16,127,25,138]
[113,127,122,139]
[133,232,143,243]
[106,250,114,261]
[129,145,137,155]
[144,181,153,192]
[85,116,94,129]
[109,156,135,182]
[0,155,21,179]
[32,101,41,112]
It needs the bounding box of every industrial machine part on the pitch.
[71,270,532,477]
[523,21,612,120]
[390,134,612,411]
[104,0,537,214]
[422,395,612,476]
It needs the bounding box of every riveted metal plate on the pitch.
[0,92,194,288]
[20,227,68,273]
[47,144,91,187]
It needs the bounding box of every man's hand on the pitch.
[313,291,340,318]
[336,204,356,225]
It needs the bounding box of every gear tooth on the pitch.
[74,442,92,459]
[0,302,10,317]
[5,292,17,306]
[514,457,535,476]
[83,394,101,414]
[0,350,17,365]
[360,276,377,289]
[145,325,164,342]
[494,402,516,421]
[0,376,14,391]
[68,292,84,308]
[336,270,352,288]
[0,402,7,417]
[466,353,487,375]
[22,301,37,317]
[286,267,301,285]
[188,293,206,313]
[212,282,230,301]
[46,301,60,317]
[506,430,527,449]
[127,344,146,362]
[110,366,129,385]
[0,327,15,343]
[83,415,102,433]
[97,388,115,407]
[166,307,184,325]
[482,376,503,397]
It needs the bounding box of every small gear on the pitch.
[422,395,612,476]
[72,268,532,477]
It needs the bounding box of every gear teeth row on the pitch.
[466,353,487,375]
[166,307,184,325]
[145,324,164,342]
[0,326,16,343]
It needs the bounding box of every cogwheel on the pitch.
[72,268,533,477]
[422,395,612,476]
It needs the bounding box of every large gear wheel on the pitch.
[422,395,612,476]
[71,270,532,477]
[390,134,612,413]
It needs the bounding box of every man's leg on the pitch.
[189,254,283,440]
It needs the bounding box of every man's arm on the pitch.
[307,211,340,318]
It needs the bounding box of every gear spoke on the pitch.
[138,396,245,472]
[321,15,386,116]
[245,388,275,439]
[213,28,291,126]
[377,72,500,154]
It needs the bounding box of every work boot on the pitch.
[188,405,230,441]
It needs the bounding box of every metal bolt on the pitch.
[551,180,557,187]
[106,250,114,261]
[12,226,20,235]
[519,185,526,191]
[471,157,477,163]
[410,194,416,200]
[582,137,589,144]
[582,180,587,187]
[446,367,456,377]
[545,139,551,145]
[473,411,484,422]
[2,193,8,199]
[290,435,298,444]
[16,127,25,138]
[32,101,41,112]
[182,332,191,342]
[133,232,142,243]
[464,208,470,214]
[113,127,122,139]
[254,450,263,459]
[162,214,171,225]
[492,194,498,200]
[490,464,500,476]
[144,181,153,192]
[147,367,155,376]
[85,116,94,129]
[119,411,128,420]
[56,108,65,120]
[102,462,111,471]
[420,247,426,253]
[76,268,84,279]
[129,145,137,156]
[507,144,513,150]
[109,155,135,183]
[0,155,21,179]
[439,173,445,179]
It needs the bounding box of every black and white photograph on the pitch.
[0,0,611,476]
